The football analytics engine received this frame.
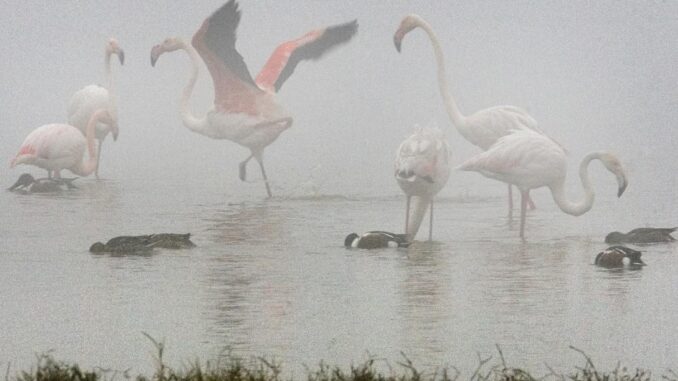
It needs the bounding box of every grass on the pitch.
[5,338,675,381]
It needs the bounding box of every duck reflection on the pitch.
[396,241,449,363]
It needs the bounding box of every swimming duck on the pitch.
[605,227,676,244]
[594,246,645,268]
[344,231,410,249]
[8,173,77,193]
[90,233,196,253]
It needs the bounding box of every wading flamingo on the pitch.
[150,0,358,197]
[395,126,450,241]
[458,129,627,239]
[67,38,124,179]
[11,109,118,178]
[393,14,557,215]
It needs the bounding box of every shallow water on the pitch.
[1,0,678,376]
[1,174,677,376]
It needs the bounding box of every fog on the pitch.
[1,1,676,200]
[2,1,678,373]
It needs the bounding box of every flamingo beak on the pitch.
[617,173,628,197]
[150,45,161,67]
[393,34,402,53]
[117,49,125,65]
[111,121,119,141]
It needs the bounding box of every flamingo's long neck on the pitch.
[73,109,108,176]
[407,195,431,239]
[549,153,598,216]
[415,19,466,130]
[104,52,117,119]
[179,43,208,134]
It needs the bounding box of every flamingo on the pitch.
[458,129,628,239]
[395,126,451,241]
[393,14,554,215]
[11,109,118,179]
[67,38,124,179]
[150,0,358,197]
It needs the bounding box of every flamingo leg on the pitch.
[47,170,52,179]
[405,195,411,238]
[239,154,254,181]
[508,184,514,219]
[95,139,103,179]
[255,155,273,198]
[526,191,536,210]
[428,199,434,241]
[54,170,61,179]
[520,189,528,240]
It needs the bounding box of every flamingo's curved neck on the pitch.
[415,18,466,130]
[549,153,598,216]
[74,109,109,176]
[179,42,208,134]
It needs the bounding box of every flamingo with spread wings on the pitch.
[150,0,358,197]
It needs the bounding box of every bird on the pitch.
[395,126,450,241]
[67,38,124,179]
[8,173,78,193]
[150,0,358,197]
[595,246,645,268]
[344,231,410,249]
[90,233,196,253]
[11,109,118,178]
[458,129,628,239]
[393,14,559,215]
[605,228,676,244]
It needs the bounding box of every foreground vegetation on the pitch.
[7,340,675,381]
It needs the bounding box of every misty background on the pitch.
[1,0,678,375]
[1,1,676,204]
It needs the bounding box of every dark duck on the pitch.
[8,173,77,193]
[90,233,196,253]
[605,227,676,244]
[595,246,645,268]
[344,231,410,249]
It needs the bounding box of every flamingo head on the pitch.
[150,38,184,67]
[106,38,125,65]
[599,153,628,197]
[394,14,424,53]
[8,173,35,191]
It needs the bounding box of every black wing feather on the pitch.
[202,0,258,87]
[274,19,358,92]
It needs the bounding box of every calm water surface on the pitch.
[1,174,677,376]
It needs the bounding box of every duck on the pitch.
[8,173,77,193]
[594,246,645,268]
[605,227,676,244]
[90,233,196,253]
[344,231,410,249]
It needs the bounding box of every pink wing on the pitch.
[255,20,358,93]
[11,124,80,167]
[191,0,262,115]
